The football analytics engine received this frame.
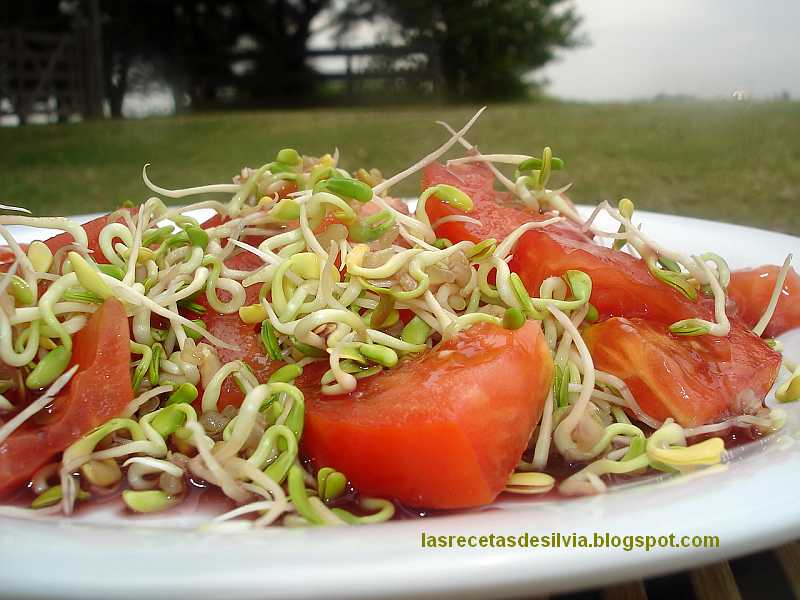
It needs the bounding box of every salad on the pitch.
[0,108,798,529]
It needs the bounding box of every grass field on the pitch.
[1,101,799,235]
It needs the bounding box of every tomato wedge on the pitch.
[583,317,781,427]
[727,265,800,337]
[422,162,712,324]
[509,228,713,324]
[421,162,589,243]
[300,321,553,509]
[197,251,281,408]
[0,298,133,494]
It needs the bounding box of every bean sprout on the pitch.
[0,108,786,527]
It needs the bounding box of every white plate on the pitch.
[1,208,800,600]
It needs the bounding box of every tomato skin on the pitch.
[300,321,553,509]
[0,298,133,494]
[583,317,781,427]
[421,162,589,244]
[727,265,800,337]
[509,229,713,324]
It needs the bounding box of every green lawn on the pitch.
[2,101,799,235]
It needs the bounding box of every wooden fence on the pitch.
[231,43,442,98]
[0,35,438,123]
[0,26,104,124]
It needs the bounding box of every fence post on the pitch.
[83,0,105,118]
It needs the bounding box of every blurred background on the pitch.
[0,0,798,234]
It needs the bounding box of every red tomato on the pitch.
[583,317,781,427]
[509,229,713,324]
[0,246,26,268]
[300,321,554,509]
[422,162,711,325]
[197,251,281,408]
[421,162,589,243]
[0,298,133,494]
[44,209,138,263]
[727,265,800,337]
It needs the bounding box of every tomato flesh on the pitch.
[0,298,133,494]
[421,162,589,243]
[583,317,781,427]
[727,265,800,337]
[300,321,553,509]
[197,251,281,408]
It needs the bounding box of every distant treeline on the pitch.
[2,0,583,116]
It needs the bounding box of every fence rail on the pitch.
[235,43,442,95]
[312,44,440,94]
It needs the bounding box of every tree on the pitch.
[100,0,331,113]
[100,1,245,116]
[226,0,331,104]
[2,0,331,116]
[336,0,584,100]
[0,1,74,32]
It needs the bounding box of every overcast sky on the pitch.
[540,0,800,100]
